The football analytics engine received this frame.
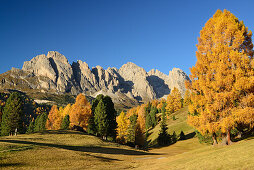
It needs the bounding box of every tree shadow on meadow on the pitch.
[0,139,160,156]
[0,163,24,168]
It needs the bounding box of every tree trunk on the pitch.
[212,133,218,145]
[227,129,232,145]
[221,133,227,145]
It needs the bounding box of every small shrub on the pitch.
[172,115,176,120]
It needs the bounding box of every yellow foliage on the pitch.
[46,105,62,130]
[188,9,254,135]
[62,104,72,117]
[184,90,191,106]
[69,94,92,130]
[165,87,182,114]
[116,111,129,143]
[157,98,166,111]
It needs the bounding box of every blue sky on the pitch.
[0,0,254,75]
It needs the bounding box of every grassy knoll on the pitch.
[0,130,157,169]
[148,107,194,146]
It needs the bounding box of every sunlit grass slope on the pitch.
[138,137,254,170]
[148,107,194,146]
[0,130,153,169]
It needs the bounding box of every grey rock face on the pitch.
[23,54,57,81]
[18,51,190,103]
[23,51,78,93]
[148,68,190,98]
[119,62,156,101]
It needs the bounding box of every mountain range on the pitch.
[0,51,190,108]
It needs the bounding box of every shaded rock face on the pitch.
[148,68,190,98]
[4,51,190,103]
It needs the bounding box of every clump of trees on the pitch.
[188,9,254,145]
[115,88,186,148]
[87,94,117,140]
[44,94,92,131]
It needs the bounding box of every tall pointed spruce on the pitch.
[1,92,24,136]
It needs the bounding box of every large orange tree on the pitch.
[69,94,92,130]
[188,9,254,145]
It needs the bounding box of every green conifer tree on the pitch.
[157,112,171,146]
[61,115,70,130]
[1,92,24,136]
[26,120,34,133]
[34,113,47,132]
[127,114,137,145]
[172,131,177,143]
[94,100,108,138]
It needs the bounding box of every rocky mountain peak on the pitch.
[3,51,190,106]
[47,51,69,64]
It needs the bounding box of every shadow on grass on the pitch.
[36,130,87,135]
[0,139,159,156]
[0,163,24,167]
[183,132,196,140]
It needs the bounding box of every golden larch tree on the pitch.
[46,105,62,130]
[62,104,72,117]
[69,94,92,130]
[184,90,191,106]
[116,111,129,143]
[188,9,254,145]
[165,87,182,115]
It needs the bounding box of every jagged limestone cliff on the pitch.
[0,51,190,107]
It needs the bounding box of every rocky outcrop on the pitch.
[148,68,190,98]
[119,62,156,101]
[1,51,190,106]
[22,51,78,94]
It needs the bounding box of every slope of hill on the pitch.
[1,130,254,169]
[148,107,194,147]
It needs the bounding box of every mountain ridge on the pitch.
[0,51,190,107]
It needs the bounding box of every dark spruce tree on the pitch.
[145,113,152,130]
[93,95,117,140]
[26,120,35,133]
[1,92,24,136]
[145,106,158,130]
[103,96,117,139]
[127,114,137,146]
[61,115,70,130]
[157,111,171,146]
[150,106,158,128]
[172,131,177,144]
[34,112,48,132]
[94,99,108,139]
[87,94,104,135]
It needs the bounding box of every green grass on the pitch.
[148,107,194,146]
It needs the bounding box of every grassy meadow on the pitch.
[1,108,254,169]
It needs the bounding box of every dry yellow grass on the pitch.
[0,130,155,169]
[1,121,254,169]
